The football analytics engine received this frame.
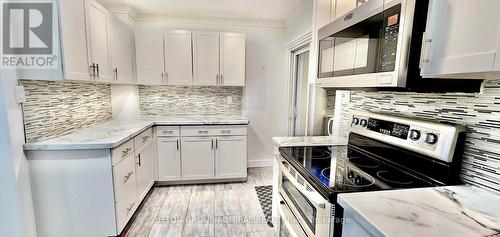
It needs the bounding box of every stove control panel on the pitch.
[349,111,465,163]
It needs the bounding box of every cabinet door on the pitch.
[109,16,135,83]
[421,0,500,78]
[181,137,215,180]
[59,0,90,81]
[215,136,247,178]
[164,31,193,85]
[85,0,113,82]
[157,137,181,181]
[193,32,220,86]
[135,142,154,201]
[135,30,164,85]
[220,33,246,86]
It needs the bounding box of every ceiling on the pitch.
[100,0,308,21]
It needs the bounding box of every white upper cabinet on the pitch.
[193,32,220,86]
[420,0,500,79]
[85,0,113,82]
[220,33,246,86]
[164,31,193,85]
[59,0,90,81]
[109,16,135,83]
[135,30,165,85]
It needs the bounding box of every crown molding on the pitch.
[107,5,138,22]
[135,13,286,28]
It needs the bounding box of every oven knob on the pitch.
[352,117,360,125]
[347,171,355,179]
[409,130,421,141]
[425,133,438,145]
[354,176,361,185]
[360,119,368,127]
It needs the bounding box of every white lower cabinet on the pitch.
[181,137,216,180]
[157,137,182,181]
[135,141,155,201]
[215,136,247,178]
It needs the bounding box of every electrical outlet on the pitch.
[14,86,26,103]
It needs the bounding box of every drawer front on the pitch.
[157,126,180,137]
[112,154,136,202]
[111,139,134,166]
[115,187,138,233]
[181,125,247,137]
[134,128,153,150]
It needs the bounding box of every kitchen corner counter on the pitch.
[338,185,500,237]
[272,136,347,147]
[23,116,249,151]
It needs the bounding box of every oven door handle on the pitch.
[278,158,327,209]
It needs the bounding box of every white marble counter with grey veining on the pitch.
[23,116,249,151]
[338,185,500,237]
[272,136,347,147]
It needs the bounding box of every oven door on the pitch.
[278,195,308,237]
[277,156,332,237]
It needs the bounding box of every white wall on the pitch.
[0,72,37,237]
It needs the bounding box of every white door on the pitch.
[85,0,113,82]
[421,0,500,78]
[220,33,246,86]
[59,0,90,81]
[135,30,164,85]
[109,16,135,83]
[215,136,247,178]
[157,137,181,181]
[164,31,193,85]
[135,142,154,200]
[181,137,215,180]
[193,32,220,86]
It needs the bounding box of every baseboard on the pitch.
[248,158,273,168]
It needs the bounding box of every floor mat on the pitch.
[255,185,274,227]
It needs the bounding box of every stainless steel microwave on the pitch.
[317,0,426,88]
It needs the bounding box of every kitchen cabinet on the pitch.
[164,31,193,85]
[420,0,500,79]
[180,137,216,180]
[85,0,113,82]
[215,136,247,178]
[109,15,135,83]
[135,30,165,85]
[157,134,182,181]
[220,33,246,86]
[135,138,154,201]
[193,32,220,86]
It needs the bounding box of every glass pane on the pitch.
[281,176,317,233]
[318,37,334,78]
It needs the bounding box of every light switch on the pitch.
[14,86,26,103]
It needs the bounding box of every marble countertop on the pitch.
[272,136,347,147]
[24,116,249,151]
[338,185,500,237]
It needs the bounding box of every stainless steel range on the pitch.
[275,111,466,237]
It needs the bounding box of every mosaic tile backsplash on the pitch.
[139,85,242,116]
[332,80,500,192]
[21,80,112,143]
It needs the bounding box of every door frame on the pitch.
[286,32,312,136]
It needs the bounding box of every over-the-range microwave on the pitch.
[317,0,482,92]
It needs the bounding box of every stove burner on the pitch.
[321,168,331,180]
[376,171,414,185]
[349,157,381,169]
[298,148,331,159]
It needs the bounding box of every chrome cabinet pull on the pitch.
[198,130,209,134]
[211,139,214,150]
[137,154,141,166]
[221,74,224,84]
[163,130,173,134]
[122,147,132,157]
[142,135,150,142]
[96,63,99,78]
[215,138,218,149]
[126,202,136,211]
[221,129,231,134]
[113,68,118,80]
[90,63,97,78]
[176,139,179,150]
[124,171,134,182]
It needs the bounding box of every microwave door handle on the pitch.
[328,118,334,136]
[278,160,327,209]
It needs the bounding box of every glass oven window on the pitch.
[318,4,401,78]
[281,175,317,233]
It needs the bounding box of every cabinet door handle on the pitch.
[90,63,97,77]
[124,171,134,182]
[96,64,100,78]
[215,138,218,149]
[142,135,150,142]
[176,139,179,150]
[211,139,214,150]
[126,202,136,212]
[122,147,132,157]
[221,74,224,84]
[198,130,209,134]
[137,154,141,166]
[216,74,219,84]
[113,68,118,80]
[221,129,231,134]
[163,130,173,134]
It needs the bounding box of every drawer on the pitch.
[181,125,247,137]
[112,154,136,202]
[134,128,153,150]
[111,139,134,166]
[157,126,180,137]
[115,187,138,233]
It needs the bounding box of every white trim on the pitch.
[107,5,138,22]
[135,14,286,28]
[248,159,273,168]
[287,31,312,50]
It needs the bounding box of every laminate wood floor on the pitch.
[123,167,276,237]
